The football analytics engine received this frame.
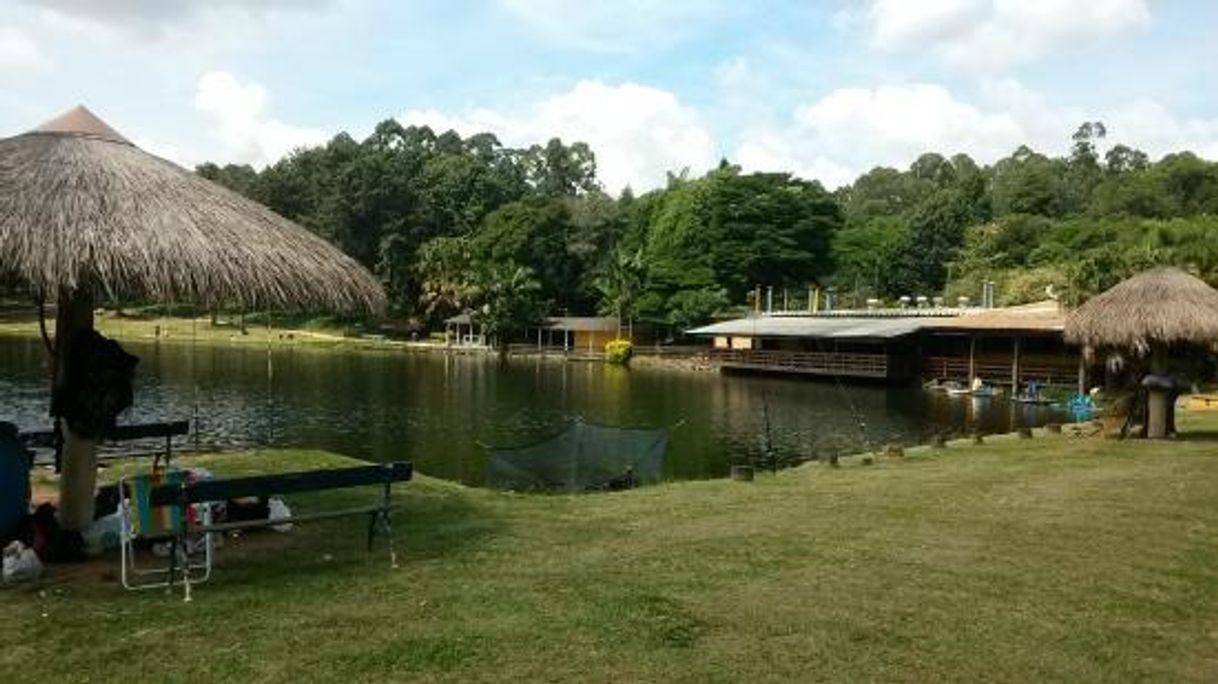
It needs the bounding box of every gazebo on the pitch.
[1064,267,1218,438]
[0,106,384,530]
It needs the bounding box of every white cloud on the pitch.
[402,77,1218,192]
[1104,101,1218,161]
[193,71,326,167]
[401,80,718,192]
[735,83,1025,187]
[0,26,49,73]
[733,80,1218,188]
[397,108,521,141]
[130,136,186,165]
[865,0,1151,71]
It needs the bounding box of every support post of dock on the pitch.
[1011,336,1021,395]
[968,334,976,387]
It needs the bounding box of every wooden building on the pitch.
[688,300,1094,390]
[532,317,647,352]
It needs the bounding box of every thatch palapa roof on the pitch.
[0,106,385,314]
[1064,267,1218,352]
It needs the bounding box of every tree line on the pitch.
[197,120,1218,336]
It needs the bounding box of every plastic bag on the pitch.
[267,497,293,533]
[3,541,43,584]
[82,511,123,555]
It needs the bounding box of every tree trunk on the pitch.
[53,289,97,532]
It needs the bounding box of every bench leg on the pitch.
[371,480,399,569]
[367,508,398,569]
[165,537,179,596]
[182,550,193,603]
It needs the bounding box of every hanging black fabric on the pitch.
[52,329,138,439]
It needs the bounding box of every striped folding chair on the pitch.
[118,468,212,591]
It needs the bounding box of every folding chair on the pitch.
[118,468,213,591]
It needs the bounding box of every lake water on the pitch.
[0,336,1068,485]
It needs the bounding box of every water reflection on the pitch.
[0,336,1068,485]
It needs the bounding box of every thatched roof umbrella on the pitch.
[0,105,383,313]
[0,106,385,530]
[1065,267,1218,437]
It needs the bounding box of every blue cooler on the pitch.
[0,422,31,540]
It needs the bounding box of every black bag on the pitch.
[52,330,139,439]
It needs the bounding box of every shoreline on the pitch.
[0,310,717,370]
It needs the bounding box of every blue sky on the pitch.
[2,0,1215,191]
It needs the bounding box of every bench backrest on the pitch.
[109,421,190,441]
[20,420,190,447]
[148,462,413,507]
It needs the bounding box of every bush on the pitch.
[605,339,633,364]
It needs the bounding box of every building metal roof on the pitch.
[444,314,620,332]
[545,317,621,332]
[687,316,929,340]
[688,300,1067,339]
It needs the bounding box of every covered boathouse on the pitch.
[687,300,1092,390]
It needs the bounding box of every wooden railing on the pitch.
[707,349,889,378]
[921,355,1079,387]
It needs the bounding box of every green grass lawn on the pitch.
[4,417,1218,682]
[0,304,404,351]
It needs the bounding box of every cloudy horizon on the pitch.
[2,0,1216,192]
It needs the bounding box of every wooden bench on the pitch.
[20,420,190,470]
[141,461,412,600]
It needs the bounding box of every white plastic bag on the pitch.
[3,541,43,584]
[267,497,293,533]
[83,510,124,555]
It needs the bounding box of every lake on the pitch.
[0,336,1068,485]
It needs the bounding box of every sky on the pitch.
[2,0,1217,192]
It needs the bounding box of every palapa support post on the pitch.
[53,288,101,532]
[1145,346,1170,439]
[1077,353,1087,395]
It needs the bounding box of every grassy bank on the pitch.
[0,304,412,352]
[3,414,1218,682]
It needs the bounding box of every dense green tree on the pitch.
[195,115,1218,333]
[838,166,930,226]
[472,199,586,312]
[887,188,974,295]
[415,236,474,324]
[524,138,599,197]
[196,162,261,198]
[830,217,909,298]
[594,247,645,334]
[990,146,1068,217]
[468,263,545,352]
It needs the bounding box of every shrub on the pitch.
[605,339,633,364]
